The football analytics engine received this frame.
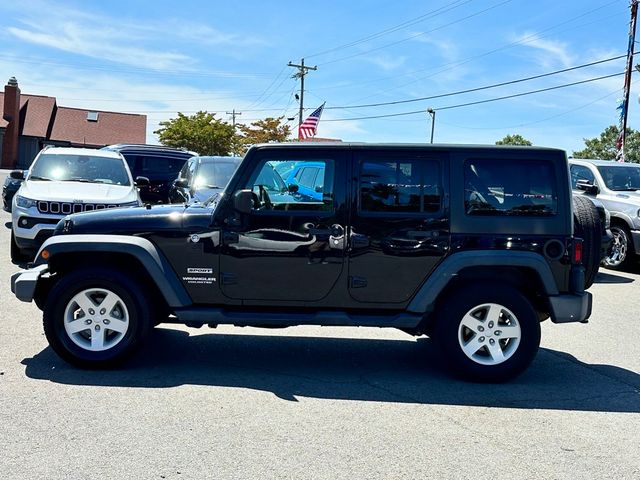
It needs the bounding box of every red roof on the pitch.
[50,107,146,146]
[0,93,56,137]
[1,91,146,146]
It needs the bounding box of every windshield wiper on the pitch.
[28,175,52,181]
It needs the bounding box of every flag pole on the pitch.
[617,0,638,162]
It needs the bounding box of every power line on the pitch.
[305,0,473,59]
[324,55,626,110]
[317,0,514,67]
[340,0,625,103]
[322,72,625,122]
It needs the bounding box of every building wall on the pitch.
[0,129,3,164]
[18,137,41,169]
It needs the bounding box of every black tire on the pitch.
[43,268,152,368]
[604,224,635,271]
[434,284,541,382]
[10,231,27,264]
[572,196,602,288]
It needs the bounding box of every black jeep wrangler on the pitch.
[11,144,597,382]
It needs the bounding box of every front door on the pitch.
[219,150,348,302]
[348,149,450,304]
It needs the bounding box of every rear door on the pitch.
[348,148,449,304]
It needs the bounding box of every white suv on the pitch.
[11,147,142,262]
[570,158,640,269]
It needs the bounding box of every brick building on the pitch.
[1,77,146,169]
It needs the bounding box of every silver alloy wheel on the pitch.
[604,226,628,267]
[457,302,521,366]
[63,288,130,352]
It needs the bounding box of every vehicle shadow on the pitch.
[594,271,635,284]
[21,328,640,412]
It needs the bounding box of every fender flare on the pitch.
[406,250,559,314]
[34,234,192,307]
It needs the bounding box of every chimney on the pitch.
[2,76,21,169]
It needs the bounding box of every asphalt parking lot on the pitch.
[0,174,639,479]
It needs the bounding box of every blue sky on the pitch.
[0,0,635,154]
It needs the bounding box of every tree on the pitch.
[237,117,292,155]
[573,125,640,163]
[495,134,532,146]
[154,111,236,156]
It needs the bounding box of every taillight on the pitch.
[573,239,583,264]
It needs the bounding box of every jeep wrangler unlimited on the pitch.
[11,144,595,382]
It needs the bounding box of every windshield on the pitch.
[193,161,239,189]
[29,153,131,185]
[597,165,640,191]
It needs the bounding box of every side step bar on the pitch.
[172,308,423,329]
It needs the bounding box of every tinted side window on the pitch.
[246,159,334,212]
[571,165,595,188]
[464,158,557,216]
[359,158,441,214]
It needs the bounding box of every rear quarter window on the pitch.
[464,158,557,216]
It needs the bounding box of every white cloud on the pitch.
[365,54,407,71]
[7,26,191,70]
[513,33,574,68]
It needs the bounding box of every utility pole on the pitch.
[287,58,317,140]
[427,108,436,144]
[226,109,242,129]
[618,0,638,161]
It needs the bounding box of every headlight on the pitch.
[15,195,36,209]
[119,200,141,207]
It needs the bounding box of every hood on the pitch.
[20,180,137,203]
[192,187,224,204]
[57,203,215,236]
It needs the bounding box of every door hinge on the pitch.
[350,276,368,288]
[220,272,238,285]
[222,231,239,244]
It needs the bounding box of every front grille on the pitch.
[36,201,119,215]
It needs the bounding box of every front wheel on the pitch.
[43,268,152,368]
[604,225,634,270]
[434,284,541,382]
[10,231,27,263]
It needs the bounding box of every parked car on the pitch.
[168,156,241,204]
[570,158,640,269]
[10,146,142,262]
[2,170,27,211]
[13,143,596,383]
[102,144,196,204]
[284,161,326,201]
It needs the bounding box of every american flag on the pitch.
[298,103,325,140]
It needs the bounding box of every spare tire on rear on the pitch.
[572,195,602,289]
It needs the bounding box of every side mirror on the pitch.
[288,184,299,193]
[233,189,254,214]
[135,176,150,187]
[10,170,24,180]
[174,178,189,188]
[576,179,599,195]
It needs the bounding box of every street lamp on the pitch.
[427,108,436,144]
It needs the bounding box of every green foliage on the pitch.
[154,111,236,156]
[237,117,291,155]
[572,125,640,163]
[495,134,533,146]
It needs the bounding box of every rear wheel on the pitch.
[604,224,634,270]
[434,284,541,382]
[43,268,152,368]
